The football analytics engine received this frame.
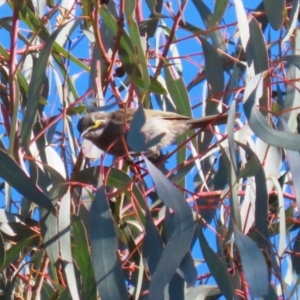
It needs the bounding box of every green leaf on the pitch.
[125,0,150,97]
[1,236,37,271]
[277,119,300,215]
[77,166,147,225]
[247,18,269,74]
[100,5,141,82]
[58,190,80,300]
[0,233,5,269]
[243,73,300,151]
[90,187,129,300]
[164,61,191,117]
[291,229,300,275]
[191,0,226,51]
[220,147,241,230]
[127,106,166,152]
[81,0,93,28]
[41,281,56,299]
[198,228,235,299]
[72,215,97,300]
[134,76,167,95]
[263,0,285,30]
[0,149,54,211]
[142,0,163,38]
[208,0,228,29]
[282,0,299,44]
[144,157,194,300]
[20,21,71,149]
[41,210,59,264]
[142,211,164,275]
[234,227,269,297]
[284,55,300,69]
[236,142,269,249]
[200,37,224,101]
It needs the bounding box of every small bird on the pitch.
[77,108,232,157]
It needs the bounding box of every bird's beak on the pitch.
[81,120,103,138]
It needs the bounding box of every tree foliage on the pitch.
[0,0,300,299]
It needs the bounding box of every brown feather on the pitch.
[77,109,238,157]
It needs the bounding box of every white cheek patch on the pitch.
[81,139,103,159]
[82,127,104,139]
[92,128,104,136]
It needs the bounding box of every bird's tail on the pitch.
[187,113,240,129]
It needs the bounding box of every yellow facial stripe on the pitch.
[89,119,102,130]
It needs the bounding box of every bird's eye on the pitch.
[77,116,94,133]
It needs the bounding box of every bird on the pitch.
[77,108,233,157]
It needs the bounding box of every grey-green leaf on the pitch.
[236,142,269,249]
[263,0,285,30]
[243,73,300,151]
[127,106,166,152]
[20,21,71,149]
[90,187,128,300]
[198,228,235,299]
[0,149,54,211]
[144,157,194,300]
[58,190,80,300]
[72,215,97,300]
[247,18,269,74]
[277,119,300,214]
[208,0,228,29]
[234,228,269,297]
[200,37,224,100]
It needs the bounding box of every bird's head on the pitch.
[77,113,107,139]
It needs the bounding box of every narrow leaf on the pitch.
[200,37,224,100]
[198,228,235,299]
[282,0,299,44]
[90,187,128,300]
[21,22,71,149]
[127,106,166,152]
[164,61,191,117]
[41,210,59,264]
[208,0,228,29]
[247,18,269,74]
[72,215,97,300]
[144,157,194,300]
[234,228,269,297]
[243,73,300,151]
[236,142,269,249]
[0,233,5,269]
[263,0,285,30]
[291,229,300,275]
[58,190,80,300]
[143,211,164,275]
[0,149,54,211]
[1,236,37,271]
[277,119,300,214]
